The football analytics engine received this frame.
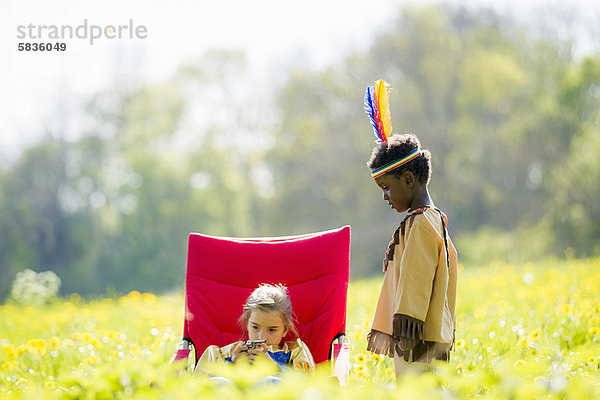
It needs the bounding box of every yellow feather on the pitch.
[374,80,393,140]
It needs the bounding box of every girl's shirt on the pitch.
[367,207,458,358]
[197,338,315,373]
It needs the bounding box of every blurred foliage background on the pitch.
[1,4,599,300]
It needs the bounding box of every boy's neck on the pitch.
[409,185,434,211]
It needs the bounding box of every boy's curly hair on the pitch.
[366,133,432,184]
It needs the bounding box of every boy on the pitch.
[364,80,458,377]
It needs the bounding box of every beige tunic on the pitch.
[367,207,458,362]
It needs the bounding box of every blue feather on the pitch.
[363,86,381,143]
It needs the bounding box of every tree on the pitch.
[546,57,600,256]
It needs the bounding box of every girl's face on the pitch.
[247,310,288,346]
[374,172,414,213]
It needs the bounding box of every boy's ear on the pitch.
[401,171,416,187]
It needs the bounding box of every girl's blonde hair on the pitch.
[238,284,298,338]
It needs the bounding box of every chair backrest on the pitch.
[182,226,350,364]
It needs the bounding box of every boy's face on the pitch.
[374,172,414,213]
[247,310,288,346]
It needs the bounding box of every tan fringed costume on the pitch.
[367,207,458,363]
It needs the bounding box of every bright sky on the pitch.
[0,0,597,163]
[0,0,402,161]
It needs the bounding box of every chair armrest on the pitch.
[169,339,194,375]
[331,335,350,385]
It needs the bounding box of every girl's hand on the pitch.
[247,343,269,364]
[256,343,270,353]
[230,342,248,363]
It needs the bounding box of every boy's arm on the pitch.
[393,222,439,350]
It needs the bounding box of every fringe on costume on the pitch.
[393,314,424,349]
[366,330,394,358]
[393,314,452,363]
[383,209,427,271]
[395,341,451,363]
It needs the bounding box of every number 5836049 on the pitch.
[18,42,67,51]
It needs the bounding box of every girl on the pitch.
[196,284,315,374]
[363,80,458,377]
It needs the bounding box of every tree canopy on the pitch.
[1,5,599,300]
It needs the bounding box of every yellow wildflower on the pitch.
[355,353,365,363]
[455,339,465,349]
[82,354,100,364]
[456,364,464,374]
[127,291,142,301]
[528,329,541,341]
[107,330,120,340]
[50,337,61,348]
[142,292,157,302]
[44,381,56,389]
[587,357,597,366]
[84,336,102,348]
[591,316,600,325]
[2,361,18,370]
[30,346,45,356]
[28,339,47,348]
[2,344,18,359]
[593,304,599,313]
[129,344,141,355]
[514,360,526,368]
[17,345,28,356]
[589,327,600,336]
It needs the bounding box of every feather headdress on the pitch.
[364,79,422,179]
[364,79,393,143]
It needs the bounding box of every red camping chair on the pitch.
[171,226,351,380]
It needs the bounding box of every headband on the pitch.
[370,147,422,179]
[364,79,421,178]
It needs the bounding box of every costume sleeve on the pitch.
[289,339,315,373]
[195,342,238,375]
[393,221,439,351]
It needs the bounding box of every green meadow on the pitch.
[2,259,599,399]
